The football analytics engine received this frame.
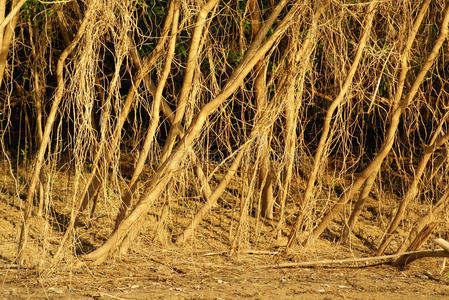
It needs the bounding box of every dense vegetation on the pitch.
[1,0,448,265]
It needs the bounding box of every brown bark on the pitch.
[176,149,245,245]
[342,175,375,242]
[113,0,179,230]
[113,0,181,255]
[397,187,449,254]
[79,0,177,216]
[0,0,23,87]
[394,223,438,268]
[287,0,376,249]
[305,1,449,248]
[17,3,95,265]
[0,0,26,32]
[277,0,328,238]
[159,0,219,164]
[248,0,274,219]
[377,130,449,255]
[394,249,449,269]
[343,0,433,243]
[27,18,46,217]
[114,0,219,233]
[82,0,297,263]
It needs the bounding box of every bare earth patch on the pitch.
[1,245,449,299]
[1,162,449,299]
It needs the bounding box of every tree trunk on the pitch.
[82,0,298,263]
[305,0,449,248]
[277,0,328,239]
[247,0,274,220]
[17,3,95,265]
[287,0,377,249]
[343,0,433,243]
[377,130,449,255]
[0,0,24,87]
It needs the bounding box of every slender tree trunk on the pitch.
[28,19,46,217]
[341,174,375,242]
[305,1,449,248]
[113,0,178,229]
[159,0,219,164]
[0,0,26,32]
[79,0,176,215]
[342,0,433,242]
[376,130,449,255]
[287,0,377,249]
[247,0,274,219]
[176,148,245,245]
[394,223,437,268]
[114,0,181,255]
[397,188,449,255]
[82,0,298,263]
[0,0,23,87]
[277,0,328,238]
[17,3,95,265]
[79,21,130,214]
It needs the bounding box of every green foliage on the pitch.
[21,0,55,25]
[82,162,93,174]
[178,45,187,59]
[243,19,251,33]
[135,0,169,58]
[138,43,156,58]
[20,145,28,158]
[228,49,243,64]
[379,75,388,97]
[137,0,167,18]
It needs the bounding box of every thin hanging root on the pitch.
[277,0,329,236]
[82,0,295,263]
[247,0,274,220]
[176,147,245,245]
[397,188,449,254]
[160,0,219,164]
[109,0,182,254]
[114,0,217,230]
[82,0,176,223]
[16,4,95,265]
[346,0,443,246]
[377,130,449,255]
[303,0,449,248]
[288,0,376,248]
[113,0,181,229]
[3,0,449,270]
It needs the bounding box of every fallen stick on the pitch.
[434,238,449,253]
[203,250,280,256]
[255,250,449,269]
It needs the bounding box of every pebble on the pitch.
[48,287,63,294]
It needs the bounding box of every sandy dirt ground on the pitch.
[1,161,449,299]
[1,246,449,299]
